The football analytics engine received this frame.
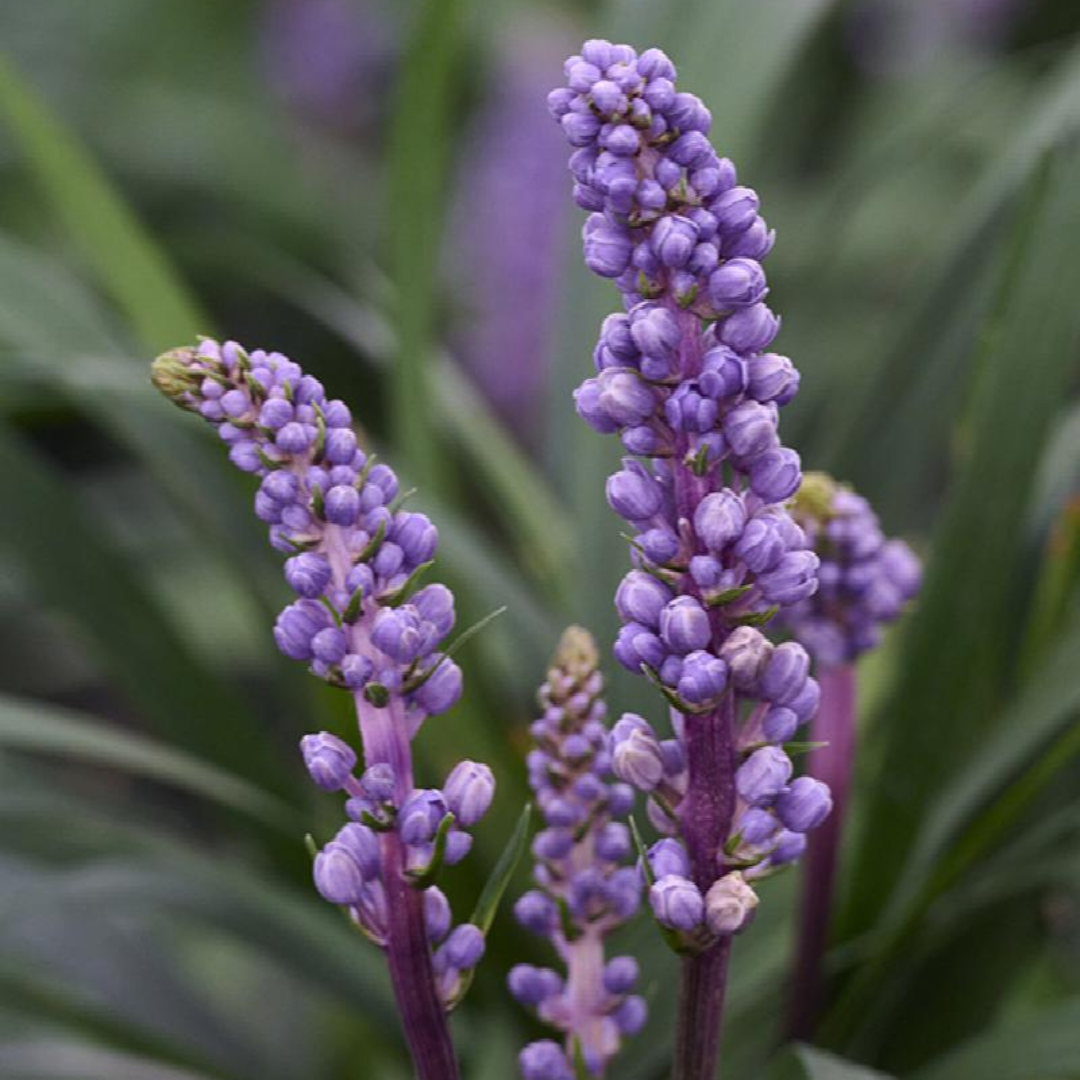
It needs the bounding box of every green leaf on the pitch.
[0,694,294,831]
[469,802,532,936]
[912,998,1080,1080]
[0,52,205,351]
[844,140,1080,934]
[385,0,469,486]
[788,1046,895,1080]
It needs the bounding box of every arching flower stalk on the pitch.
[550,39,832,1080]
[781,472,921,1040]
[152,338,494,1080]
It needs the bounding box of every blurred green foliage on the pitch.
[1,0,1080,1077]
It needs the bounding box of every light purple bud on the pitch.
[614,994,648,1035]
[788,676,821,723]
[724,217,775,260]
[720,626,772,690]
[412,583,455,636]
[276,421,314,455]
[733,517,787,574]
[708,258,767,308]
[342,653,374,689]
[750,448,801,503]
[425,885,451,943]
[723,402,778,459]
[392,512,438,565]
[736,746,793,806]
[284,553,331,598]
[597,368,657,425]
[606,467,662,521]
[443,760,495,826]
[746,353,797,403]
[776,776,832,832]
[676,650,729,706]
[719,303,780,354]
[325,484,361,526]
[694,490,747,552]
[758,550,820,606]
[660,596,711,654]
[575,378,622,434]
[737,807,779,845]
[414,657,463,715]
[650,874,704,931]
[761,642,810,705]
[712,186,760,233]
[648,838,691,879]
[629,304,680,358]
[771,829,807,865]
[595,822,631,862]
[371,606,423,663]
[651,214,699,268]
[615,570,673,628]
[584,223,633,277]
[335,822,381,879]
[300,731,357,791]
[273,599,332,660]
[637,527,680,564]
[612,728,665,790]
[313,842,366,904]
[509,964,563,1007]
[704,872,758,936]
[614,622,666,672]
[762,706,799,743]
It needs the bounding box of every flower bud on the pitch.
[775,776,832,832]
[723,402,778,459]
[509,964,563,1007]
[615,570,673,628]
[704,872,758,936]
[718,302,779,353]
[649,874,704,931]
[520,1040,573,1080]
[443,760,495,826]
[612,728,665,790]
[584,222,632,277]
[750,448,801,503]
[651,214,699,268]
[441,923,485,970]
[694,490,747,552]
[284,553,331,599]
[708,258,767,308]
[648,838,691,879]
[606,467,662,522]
[736,745,792,806]
[720,626,773,690]
[758,550,819,606]
[659,596,711,654]
[424,885,452,943]
[313,842,366,905]
[300,731,356,791]
[603,955,639,994]
[761,642,810,705]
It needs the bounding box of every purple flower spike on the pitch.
[151,338,496,1079]
[510,628,645,1079]
[551,40,835,1080]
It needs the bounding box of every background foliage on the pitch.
[1,0,1080,1077]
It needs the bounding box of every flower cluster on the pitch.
[151,339,492,1006]
[551,40,832,947]
[548,40,776,316]
[783,473,923,668]
[512,628,646,1080]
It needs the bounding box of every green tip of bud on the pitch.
[150,347,202,408]
[793,470,839,521]
[553,625,599,675]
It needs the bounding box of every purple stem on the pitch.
[786,663,856,1041]
[674,692,737,1080]
[355,692,460,1080]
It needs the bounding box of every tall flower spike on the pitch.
[511,627,645,1080]
[152,339,492,1080]
[551,41,830,1080]
[781,472,921,1040]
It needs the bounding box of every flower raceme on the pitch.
[511,628,646,1080]
[151,339,490,1079]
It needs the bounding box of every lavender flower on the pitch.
[151,338,491,1080]
[783,471,922,668]
[511,627,645,1079]
[551,40,831,1079]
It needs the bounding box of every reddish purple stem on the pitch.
[786,663,856,1041]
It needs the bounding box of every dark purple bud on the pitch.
[520,1041,573,1080]
[736,746,793,806]
[300,731,357,791]
[414,657,463,715]
[649,874,704,931]
[694,490,747,551]
[371,606,423,663]
[325,484,360,526]
[509,964,564,1007]
[443,760,495,826]
[311,626,347,664]
[515,890,559,935]
[636,527,680,564]
[595,822,631,862]
[711,186,759,233]
[533,828,574,861]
